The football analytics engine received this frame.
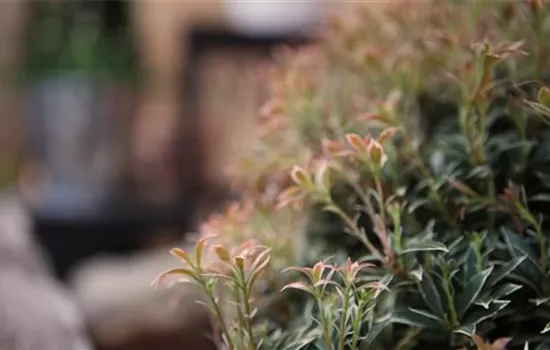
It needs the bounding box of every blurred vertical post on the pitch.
[129,1,224,216]
[0,0,27,187]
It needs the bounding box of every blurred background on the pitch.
[0,1,333,350]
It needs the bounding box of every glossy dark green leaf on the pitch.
[418,272,445,318]
[492,283,522,300]
[455,266,494,319]
[528,194,550,203]
[453,323,476,337]
[390,308,445,330]
[529,297,550,307]
[501,228,541,272]
[463,300,510,325]
[463,246,479,285]
[487,256,527,287]
[359,318,391,348]
[409,264,424,282]
[509,273,542,295]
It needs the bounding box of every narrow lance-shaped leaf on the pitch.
[281,282,315,296]
[391,308,445,330]
[455,266,494,319]
[399,241,448,255]
[194,235,212,266]
[492,283,522,300]
[487,256,526,287]
[170,248,194,266]
[359,318,391,348]
[528,193,550,203]
[463,300,510,325]
[418,272,446,318]
[454,324,476,337]
[501,228,542,274]
[152,267,196,288]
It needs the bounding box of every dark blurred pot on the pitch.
[23,73,129,220]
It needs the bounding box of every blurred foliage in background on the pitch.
[22,1,139,83]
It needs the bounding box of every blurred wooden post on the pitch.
[0,1,28,183]
[129,1,225,207]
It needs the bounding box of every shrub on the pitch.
[156,1,550,349]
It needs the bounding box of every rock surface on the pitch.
[69,237,216,350]
[0,194,93,350]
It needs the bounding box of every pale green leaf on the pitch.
[400,241,448,255]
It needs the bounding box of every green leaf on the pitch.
[400,241,448,255]
[529,297,550,307]
[418,272,446,318]
[359,318,391,348]
[501,228,542,273]
[455,266,494,319]
[493,283,522,300]
[466,166,491,180]
[474,299,492,310]
[281,282,315,296]
[463,300,510,325]
[390,308,445,330]
[408,198,432,214]
[487,256,527,287]
[538,86,550,107]
[528,193,550,203]
[454,324,476,336]
[542,322,550,334]
[463,246,478,284]
[509,273,542,295]
[409,264,424,282]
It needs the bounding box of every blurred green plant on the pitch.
[22,1,139,83]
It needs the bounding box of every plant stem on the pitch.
[205,289,235,350]
[337,284,351,350]
[441,267,459,328]
[486,171,496,230]
[232,286,246,347]
[532,219,546,275]
[235,267,257,350]
[537,226,547,276]
[317,296,335,350]
[340,164,377,219]
[520,207,546,275]
[241,287,257,349]
[349,295,364,350]
[374,175,387,237]
[330,204,384,261]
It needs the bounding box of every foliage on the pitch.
[156,1,550,349]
